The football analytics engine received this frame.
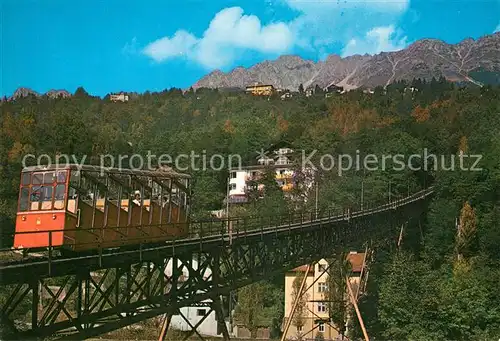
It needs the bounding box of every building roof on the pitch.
[22,164,191,179]
[246,84,274,88]
[264,141,295,152]
[288,265,314,274]
[224,195,248,204]
[347,252,366,273]
[286,253,366,275]
[229,164,295,171]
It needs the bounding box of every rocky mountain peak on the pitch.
[46,89,72,99]
[11,87,40,100]
[193,33,500,91]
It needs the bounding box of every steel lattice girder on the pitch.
[0,199,430,340]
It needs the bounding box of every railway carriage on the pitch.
[13,164,191,252]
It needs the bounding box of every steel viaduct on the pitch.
[0,187,434,340]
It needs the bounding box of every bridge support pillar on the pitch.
[30,279,38,332]
[158,256,179,341]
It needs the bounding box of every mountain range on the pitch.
[193,32,500,91]
[7,87,72,100]
[5,33,499,100]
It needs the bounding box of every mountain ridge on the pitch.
[4,33,499,99]
[193,32,500,91]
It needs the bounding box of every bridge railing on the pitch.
[0,187,434,267]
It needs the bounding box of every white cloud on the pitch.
[142,1,412,68]
[143,7,293,69]
[143,30,198,62]
[341,25,408,57]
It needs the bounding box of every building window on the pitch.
[231,172,237,178]
[318,323,325,332]
[318,263,327,273]
[318,282,327,293]
[317,302,327,313]
[197,309,206,316]
[229,183,236,190]
[297,326,303,332]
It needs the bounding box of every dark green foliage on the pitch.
[1,82,500,338]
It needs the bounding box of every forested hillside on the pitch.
[1,79,500,339]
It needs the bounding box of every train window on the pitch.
[30,186,42,202]
[54,184,66,210]
[21,173,30,186]
[32,173,43,185]
[19,188,29,211]
[107,179,120,201]
[67,187,78,213]
[56,171,67,183]
[70,170,81,187]
[30,185,42,211]
[41,186,53,210]
[43,172,55,184]
[69,187,77,199]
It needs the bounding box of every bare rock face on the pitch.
[9,88,72,100]
[10,87,40,100]
[46,89,71,99]
[193,32,500,91]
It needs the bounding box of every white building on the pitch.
[170,302,225,337]
[110,92,129,102]
[280,92,292,100]
[227,147,314,204]
[163,257,231,338]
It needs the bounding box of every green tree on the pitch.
[233,282,281,339]
[325,253,351,339]
[234,283,265,339]
[291,272,309,338]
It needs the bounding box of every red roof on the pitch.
[289,265,314,274]
[347,252,366,273]
[288,252,366,275]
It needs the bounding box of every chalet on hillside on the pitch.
[110,92,129,102]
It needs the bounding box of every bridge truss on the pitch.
[0,188,433,340]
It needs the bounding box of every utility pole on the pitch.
[226,174,233,334]
[361,179,364,211]
[226,176,231,245]
[226,177,230,219]
[360,169,365,210]
[315,180,319,219]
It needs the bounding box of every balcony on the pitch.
[225,195,248,204]
[275,173,293,180]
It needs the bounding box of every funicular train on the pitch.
[13,164,191,253]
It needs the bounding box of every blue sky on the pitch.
[1,0,499,97]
